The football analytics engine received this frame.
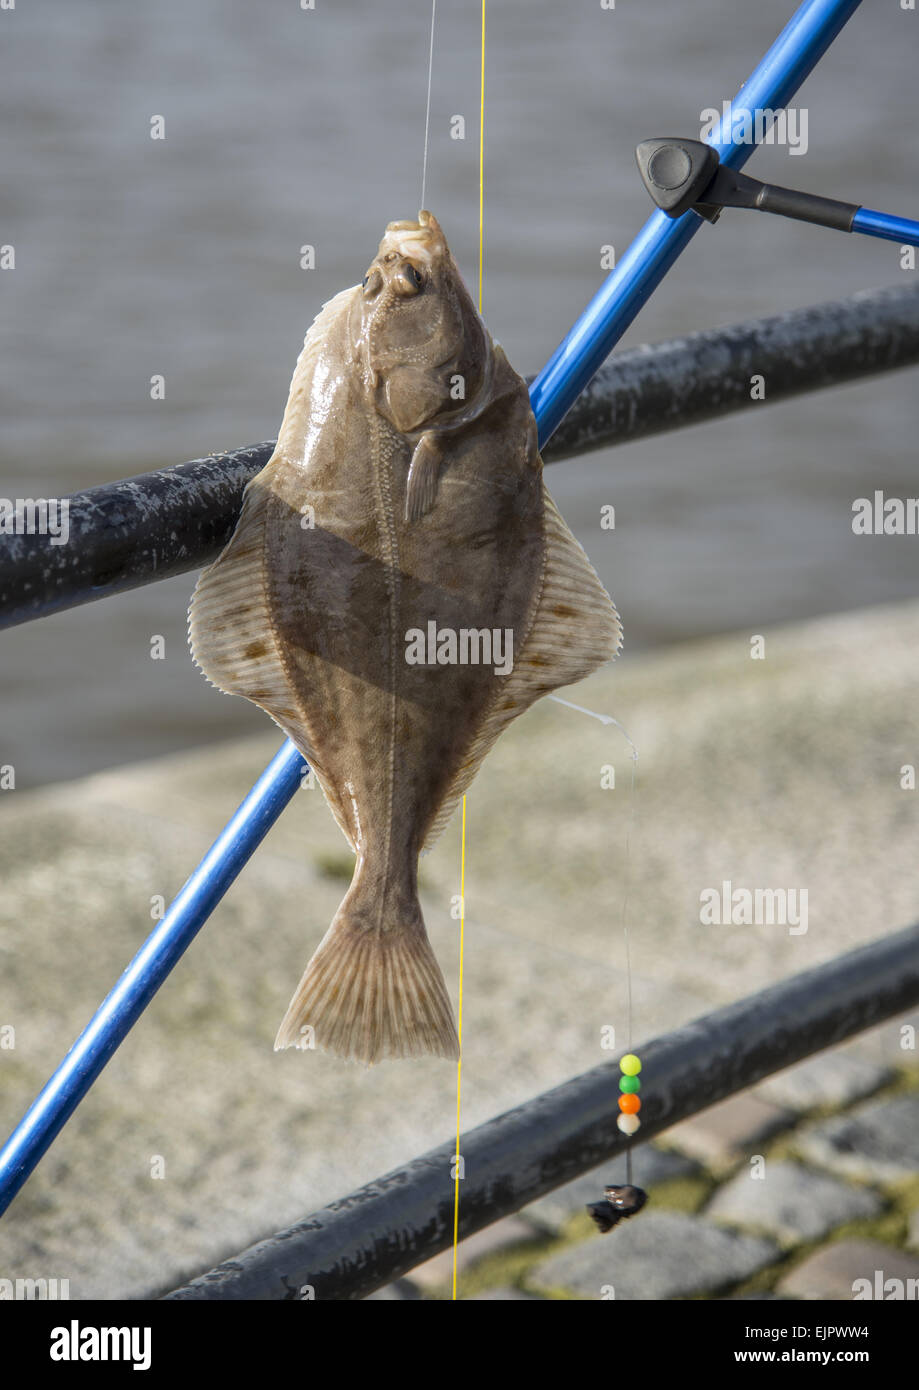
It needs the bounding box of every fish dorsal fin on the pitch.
[275,285,360,453]
[188,478,358,852]
[188,294,373,858]
[421,484,622,853]
[187,479,300,724]
[188,284,365,853]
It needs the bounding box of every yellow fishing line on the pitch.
[453,0,485,1303]
[478,0,485,313]
[452,794,466,1300]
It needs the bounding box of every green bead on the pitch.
[620,1053,641,1076]
[619,1076,641,1094]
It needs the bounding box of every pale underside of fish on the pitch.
[189,211,621,1064]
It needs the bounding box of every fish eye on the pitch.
[362,274,369,288]
[392,261,425,296]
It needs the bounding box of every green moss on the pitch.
[721,1254,795,1300]
[423,1228,560,1300]
[643,1174,713,1215]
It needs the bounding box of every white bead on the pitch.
[617,1114,641,1136]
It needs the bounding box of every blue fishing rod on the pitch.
[0,0,870,1217]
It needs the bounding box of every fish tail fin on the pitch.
[274,893,459,1065]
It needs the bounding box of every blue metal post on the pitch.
[0,0,865,1218]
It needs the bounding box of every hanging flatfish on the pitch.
[189,211,621,1064]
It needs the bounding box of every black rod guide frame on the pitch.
[638,136,859,231]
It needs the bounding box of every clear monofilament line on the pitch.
[620,745,638,1054]
[620,740,638,1187]
[550,692,639,1186]
[420,0,437,210]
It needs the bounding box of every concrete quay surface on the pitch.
[1,598,918,1299]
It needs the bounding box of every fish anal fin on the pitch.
[421,482,621,852]
[188,478,356,851]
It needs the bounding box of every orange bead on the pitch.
[619,1094,641,1115]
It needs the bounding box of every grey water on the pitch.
[1,0,917,788]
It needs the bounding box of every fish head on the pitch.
[353,210,490,434]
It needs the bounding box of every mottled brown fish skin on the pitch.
[188,211,621,1065]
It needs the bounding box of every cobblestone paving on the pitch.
[372,1053,919,1300]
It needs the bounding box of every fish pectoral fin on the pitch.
[404,432,443,522]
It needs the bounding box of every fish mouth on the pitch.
[378,209,447,267]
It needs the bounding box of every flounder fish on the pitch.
[189,210,621,1064]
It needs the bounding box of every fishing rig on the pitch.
[2,0,919,1297]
